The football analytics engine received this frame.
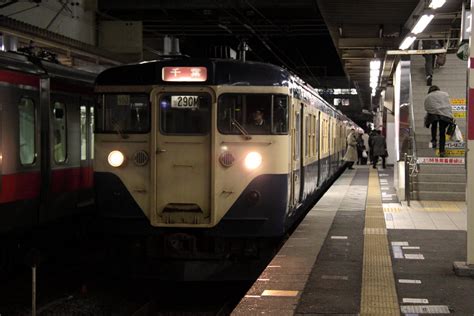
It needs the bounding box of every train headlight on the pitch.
[244,152,262,170]
[108,150,125,167]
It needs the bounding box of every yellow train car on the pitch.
[94,59,358,263]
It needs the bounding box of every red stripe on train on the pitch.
[0,171,41,203]
[0,167,93,204]
[50,167,94,194]
[0,69,39,87]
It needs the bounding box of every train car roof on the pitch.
[0,50,97,84]
[95,57,358,128]
[95,58,292,87]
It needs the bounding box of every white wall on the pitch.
[386,119,396,165]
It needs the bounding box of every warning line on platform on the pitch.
[360,168,400,315]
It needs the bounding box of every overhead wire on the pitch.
[213,0,298,73]
[5,4,40,17]
[225,0,319,85]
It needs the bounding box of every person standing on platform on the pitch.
[424,85,453,157]
[362,131,369,153]
[356,132,364,165]
[368,129,377,163]
[361,131,369,164]
[343,128,358,170]
[371,130,387,169]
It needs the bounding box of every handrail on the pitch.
[404,153,419,206]
[405,154,411,206]
[407,68,418,159]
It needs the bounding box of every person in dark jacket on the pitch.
[368,129,377,163]
[371,130,387,169]
[356,132,364,165]
[424,85,453,157]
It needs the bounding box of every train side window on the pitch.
[305,115,309,158]
[18,97,36,165]
[90,106,94,159]
[311,114,316,157]
[273,96,288,134]
[80,106,87,160]
[52,102,67,163]
[315,114,319,157]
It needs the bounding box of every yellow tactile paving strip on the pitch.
[383,206,401,213]
[384,201,464,213]
[360,169,400,316]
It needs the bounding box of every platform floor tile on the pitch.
[232,169,360,315]
[383,200,467,231]
[390,229,474,315]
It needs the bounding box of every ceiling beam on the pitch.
[341,50,375,59]
[338,37,399,49]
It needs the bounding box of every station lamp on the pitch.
[369,60,381,96]
[399,35,417,50]
[411,13,435,34]
[429,0,446,9]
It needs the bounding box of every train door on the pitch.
[78,100,94,206]
[328,119,332,174]
[38,77,51,224]
[290,101,303,207]
[0,97,2,195]
[153,89,213,224]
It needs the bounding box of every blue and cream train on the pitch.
[93,58,359,258]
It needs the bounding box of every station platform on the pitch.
[232,166,473,315]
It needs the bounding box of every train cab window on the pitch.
[159,94,211,135]
[218,94,288,135]
[18,97,36,165]
[96,94,150,133]
[80,106,87,160]
[52,102,67,163]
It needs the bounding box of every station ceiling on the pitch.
[97,1,349,99]
[99,0,464,120]
[0,0,464,124]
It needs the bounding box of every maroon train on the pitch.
[0,50,96,235]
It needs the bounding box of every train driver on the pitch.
[248,108,269,133]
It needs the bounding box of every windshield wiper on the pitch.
[231,118,252,140]
[112,121,129,139]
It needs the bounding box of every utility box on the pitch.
[99,21,143,61]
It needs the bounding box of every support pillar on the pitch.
[453,0,474,277]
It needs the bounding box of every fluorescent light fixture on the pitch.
[370,69,380,77]
[399,35,416,50]
[369,59,381,93]
[370,60,381,70]
[429,0,446,9]
[412,14,435,34]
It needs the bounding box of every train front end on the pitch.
[94,60,292,261]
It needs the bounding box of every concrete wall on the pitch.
[2,0,96,45]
